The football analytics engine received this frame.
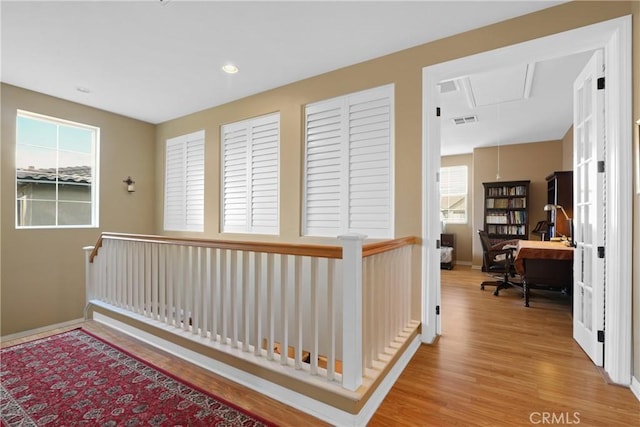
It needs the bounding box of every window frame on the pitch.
[439,165,468,224]
[15,110,100,229]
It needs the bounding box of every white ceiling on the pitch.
[438,50,593,155]
[1,0,575,154]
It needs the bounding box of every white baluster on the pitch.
[199,247,207,338]
[253,252,262,356]
[191,246,200,336]
[280,254,289,366]
[294,255,303,369]
[158,244,166,323]
[310,256,318,375]
[327,258,336,380]
[230,250,238,347]
[83,246,94,312]
[266,253,275,361]
[220,248,228,343]
[210,248,219,342]
[203,248,212,339]
[167,245,175,326]
[242,251,250,352]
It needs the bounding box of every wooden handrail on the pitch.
[89,232,343,262]
[362,236,419,257]
[89,232,420,263]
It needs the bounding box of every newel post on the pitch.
[339,233,366,391]
[83,246,94,310]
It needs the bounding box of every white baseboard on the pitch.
[92,310,420,427]
[0,318,84,343]
[631,376,640,403]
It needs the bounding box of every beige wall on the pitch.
[471,140,565,267]
[561,126,574,171]
[0,84,157,335]
[441,154,473,264]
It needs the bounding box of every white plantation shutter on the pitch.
[348,88,392,235]
[221,113,279,234]
[303,84,394,238]
[304,100,344,237]
[249,117,279,233]
[222,124,249,232]
[164,130,205,232]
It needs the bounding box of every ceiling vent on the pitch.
[452,115,478,125]
[438,80,458,94]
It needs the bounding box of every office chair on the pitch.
[478,230,519,296]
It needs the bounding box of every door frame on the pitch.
[421,16,632,385]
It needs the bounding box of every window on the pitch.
[303,84,394,238]
[221,113,279,235]
[440,165,468,224]
[164,130,205,232]
[16,110,99,228]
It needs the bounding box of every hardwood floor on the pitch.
[2,266,639,426]
[370,266,640,426]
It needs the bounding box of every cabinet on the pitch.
[546,171,573,238]
[483,180,530,241]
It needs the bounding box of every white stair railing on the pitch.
[84,233,417,392]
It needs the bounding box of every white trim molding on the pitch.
[602,15,633,386]
[0,318,84,342]
[631,377,640,403]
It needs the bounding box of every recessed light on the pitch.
[222,64,239,74]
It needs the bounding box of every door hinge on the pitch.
[436,239,441,249]
[436,107,441,117]
[436,305,440,315]
[597,161,605,173]
[597,330,605,343]
[597,77,605,90]
[597,246,605,258]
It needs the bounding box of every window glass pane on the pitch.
[58,183,92,202]
[17,181,56,201]
[16,145,57,171]
[58,201,92,225]
[17,200,56,226]
[16,116,57,149]
[440,166,468,223]
[59,125,93,153]
[59,150,92,170]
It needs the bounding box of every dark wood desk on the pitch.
[514,240,574,307]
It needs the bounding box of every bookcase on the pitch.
[482,180,530,241]
[546,171,573,239]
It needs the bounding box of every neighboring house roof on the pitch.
[16,166,92,184]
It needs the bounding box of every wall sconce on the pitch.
[123,176,135,193]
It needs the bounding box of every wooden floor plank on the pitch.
[2,266,638,426]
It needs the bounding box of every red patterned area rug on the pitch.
[1,328,275,426]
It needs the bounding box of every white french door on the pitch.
[572,50,605,366]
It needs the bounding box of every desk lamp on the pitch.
[543,204,574,246]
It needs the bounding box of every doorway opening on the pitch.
[421,16,632,386]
